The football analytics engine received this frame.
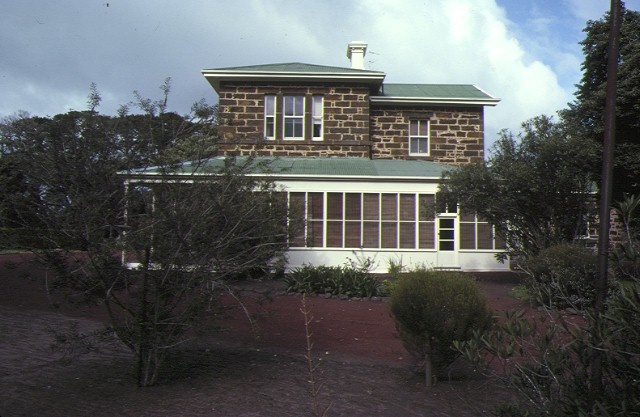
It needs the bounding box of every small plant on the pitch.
[284,259,380,298]
[301,294,332,417]
[388,269,493,387]
[377,279,397,297]
[386,256,405,279]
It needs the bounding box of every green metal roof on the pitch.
[203,62,385,75]
[201,62,386,92]
[201,63,499,106]
[372,83,499,106]
[380,84,493,99]
[127,157,452,180]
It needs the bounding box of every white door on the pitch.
[436,216,458,268]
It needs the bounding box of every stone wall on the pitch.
[216,83,485,163]
[370,106,485,164]
[217,83,371,157]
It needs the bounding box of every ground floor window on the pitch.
[459,210,506,250]
[287,191,503,251]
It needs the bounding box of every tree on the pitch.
[438,115,598,259]
[560,6,640,200]
[0,84,289,386]
[389,269,492,387]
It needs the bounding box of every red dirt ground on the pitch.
[0,253,527,417]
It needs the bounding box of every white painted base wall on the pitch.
[286,248,510,273]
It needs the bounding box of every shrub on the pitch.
[456,277,640,416]
[388,269,493,386]
[284,260,379,298]
[520,243,598,309]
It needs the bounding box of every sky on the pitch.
[1,0,637,151]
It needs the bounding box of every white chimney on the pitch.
[346,41,367,69]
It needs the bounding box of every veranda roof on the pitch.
[124,156,453,182]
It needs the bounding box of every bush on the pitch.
[388,269,493,386]
[521,243,598,309]
[283,259,380,298]
[456,278,640,416]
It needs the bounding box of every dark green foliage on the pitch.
[438,115,597,260]
[388,270,493,381]
[611,194,640,281]
[560,7,640,200]
[457,280,640,416]
[284,260,379,298]
[520,243,598,309]
[0,84,288,387]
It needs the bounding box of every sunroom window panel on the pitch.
[460,223,476,250]
[460,210,476,222]
[363,194,379,220]
[477,223,494,249]
[307,220,324,247]
[307,192,324,220]
[363,222,379,248]
[326,221,343,247]
[381,222,397,248]
[495,232,507,249]
[381,194,397,221]
[419,194,435,221]
[400,194,416,221]
[345,222,362,247]
[419,222,435,249]
[288,192,306,247]
[399,223,416,248]
[345,193,361,220]
[327,193,343,220]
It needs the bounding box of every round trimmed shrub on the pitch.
[388,270,493,386]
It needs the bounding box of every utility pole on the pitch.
[592,0,622,398]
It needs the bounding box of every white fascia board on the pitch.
[202,70,385,91]
[123,172,442,184]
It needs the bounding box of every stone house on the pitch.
[141,42,509,272]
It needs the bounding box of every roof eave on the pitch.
[123,171,442,183]
[370,96,501,107]
[202,70,386,92]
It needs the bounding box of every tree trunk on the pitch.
[424,352,433,388]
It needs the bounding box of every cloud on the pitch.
[0,0,582,150]
[342,0,569,147]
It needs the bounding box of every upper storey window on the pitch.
[263,94,324,141]
[284,95,304,139]
[264,95,276,139]
[409,120,430,156]
[311,96,323,140]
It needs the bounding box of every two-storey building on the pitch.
[140,42,508,272]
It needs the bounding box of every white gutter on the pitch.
[370,95,501,107]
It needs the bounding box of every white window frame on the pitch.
[264,95,276,140]
[409,119,430,156]
[311,95,323,141]
[283,95,304,140]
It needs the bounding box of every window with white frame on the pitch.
[288,192,454,250]
[311,96,323,140]
[264,95,276,139]
[283,95,304,139]
[409,119,430,155]
[459,210,507,250]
